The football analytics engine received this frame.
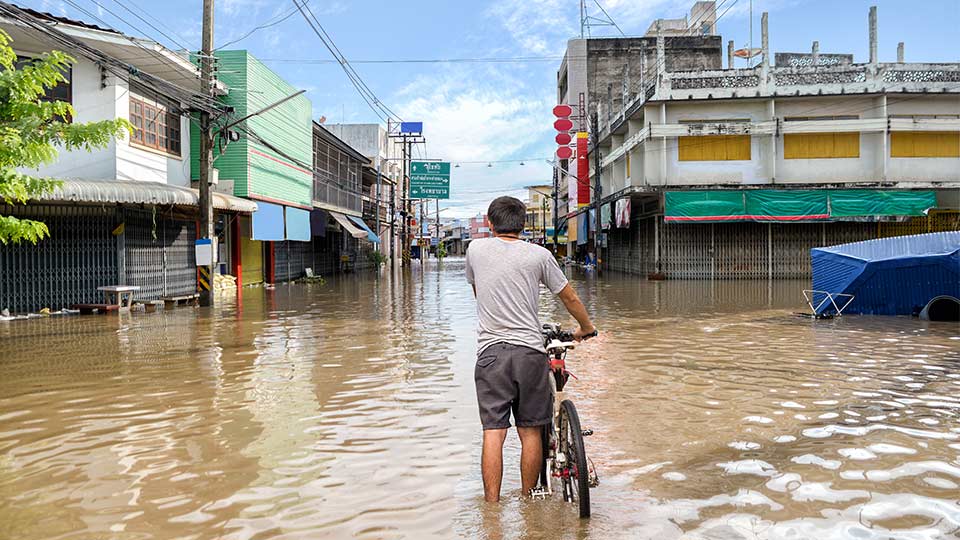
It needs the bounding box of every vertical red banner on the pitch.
[576,132,590,207]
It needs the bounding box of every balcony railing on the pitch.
[313,178,361,214]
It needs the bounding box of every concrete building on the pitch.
[325,123,402,263]
[556,11,723,257]
[0,6,255,313]
[583,6,960,279]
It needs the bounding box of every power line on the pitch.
[0,2,221,113]
[259,55,568,65]
[293,0,400,123]
[105,0,193,52]
[216,1,306,51]
[68,0,202,93]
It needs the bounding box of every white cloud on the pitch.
[394,65,555,218]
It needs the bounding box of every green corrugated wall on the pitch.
[191,51,312,207]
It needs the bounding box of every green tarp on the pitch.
[829,190,938,218]
[665,190,937,223]
[664,191,746,222]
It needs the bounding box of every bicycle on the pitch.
[531,323,599,518]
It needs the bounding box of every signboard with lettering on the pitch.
[409,161,450,199]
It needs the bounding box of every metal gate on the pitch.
[274,240,315,282]
[0,205,119,313]
[123,209,196,300]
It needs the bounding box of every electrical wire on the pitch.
[293,0,398,123]
[216,1,306,51]
[70,0,196,83]
[0,2,222,114]
[106,0,194,52]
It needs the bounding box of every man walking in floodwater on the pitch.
[465,196,596,502]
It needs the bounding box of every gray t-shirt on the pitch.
[465,238,569,354]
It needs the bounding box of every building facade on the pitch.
[0,6,255,313]
[563,5,960,279]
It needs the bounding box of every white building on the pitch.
[0,6,253,313]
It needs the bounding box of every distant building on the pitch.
[524,185,554,244]
[470,214,492,240]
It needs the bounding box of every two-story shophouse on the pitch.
[571,6,960,279]
[0,6,256,313]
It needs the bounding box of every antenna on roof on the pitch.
[579,0,625,38]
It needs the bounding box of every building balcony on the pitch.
[313,178,362,216]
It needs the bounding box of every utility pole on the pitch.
[541,196,547,246]
[591,112,602,275]
[198,0,215,307]
[552,168,559,253]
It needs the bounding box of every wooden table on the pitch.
[97,285,140,311]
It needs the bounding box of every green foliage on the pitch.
[0,30,132,244]
[368,249,388,266]
[437,241,447,259]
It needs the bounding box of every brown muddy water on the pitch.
[0,258,958,540]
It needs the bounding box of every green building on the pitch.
[191,50,312,208]
[191,50,313,285]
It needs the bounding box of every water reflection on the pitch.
[0,260,957,539]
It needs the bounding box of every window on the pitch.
[889,115,960,158]
[15,56,72,121]
[678,119,751,161]
[678,135,751,161]
[129,96,181,157]
[783,116,860,159]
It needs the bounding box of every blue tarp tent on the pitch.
[811,231,960,316]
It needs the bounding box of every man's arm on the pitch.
[557,284,596,340]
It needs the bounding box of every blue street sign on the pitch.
[400,122,423,135]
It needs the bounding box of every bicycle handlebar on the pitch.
[541,323,598,347]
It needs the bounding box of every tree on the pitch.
[0,30,131,244]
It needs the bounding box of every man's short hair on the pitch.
[487,196,526,235]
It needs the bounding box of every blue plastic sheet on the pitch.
[285,207,311,242]
[252,201,285,241]
[811,231,960,315]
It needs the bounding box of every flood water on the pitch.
[1,259,958,539]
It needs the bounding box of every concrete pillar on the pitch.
[761,12,769,69]
[869,6,878,64]
[656,21,665,81]
[897,42,904,63]
[812,41,819,66]
[727,40,734,69]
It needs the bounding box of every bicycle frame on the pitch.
[536,340,575,499]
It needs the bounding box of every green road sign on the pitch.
[409,161,450,199]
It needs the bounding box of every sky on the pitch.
[24,0,960,218]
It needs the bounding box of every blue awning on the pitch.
[285,207,311,242]
[348,215,380,243]
[252,201,285,241]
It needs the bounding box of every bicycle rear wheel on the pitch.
[559,399,590,518]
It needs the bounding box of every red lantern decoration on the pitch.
[556,146,573,160]
[555,133,572,145]
[553,118,573,132]
[552,104,573,117]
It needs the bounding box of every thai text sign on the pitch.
[409,161,450,199]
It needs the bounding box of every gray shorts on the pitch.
[474,342,553,430]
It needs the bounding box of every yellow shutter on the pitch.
[784,133,859,159]
[891,131,960,158]
[678,135,751,161]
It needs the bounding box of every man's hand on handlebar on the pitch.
[573,326,598,342]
